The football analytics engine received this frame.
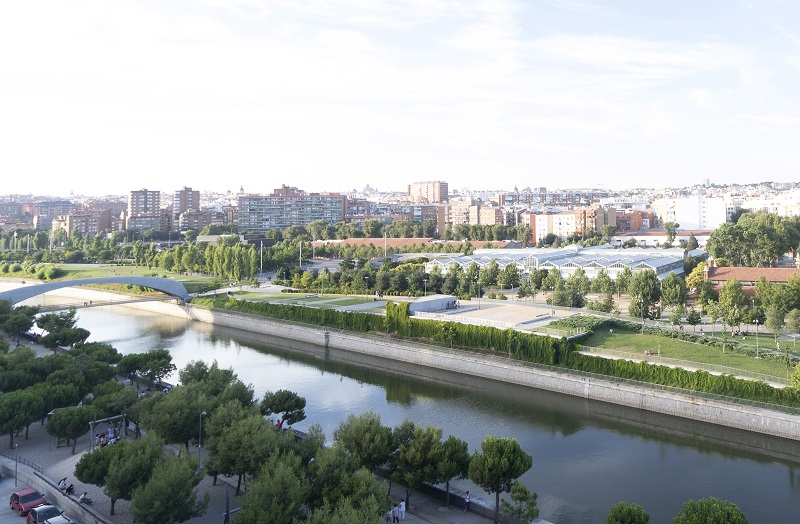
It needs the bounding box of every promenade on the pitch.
[0,339,498,524]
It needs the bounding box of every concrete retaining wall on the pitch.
[23,288,800,442]
[0,460,109,524]
[183,306,800,442]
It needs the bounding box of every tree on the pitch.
[139,383,210,450]
[660,272,687,311]
[437,435,471,508]
[718,279,747,331]
[786,309,800,346]
[236,452,309,524]
[333,411,393,471]
[616,267,633,297]
[468,436,533,524]
[671,497,748,524]
[591,269,615,295]
[130,451,209,524]
[46,405,95,454]
[686,308,702,332]
[669,305,685,329]
[260,389,307,426]
[389,422,443,508]
[628,270,662,320]
[765,306,785,344]
[3,312,34,342]
[501,482,539,524]
[75,438,130,488]
[607,501,649,524]
[104,435,163,514]
[213,414,294,495]
[663,222,680,244]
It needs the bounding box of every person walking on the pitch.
[399,499,406,520]
[392,503,400,523]
[464,491,470,512]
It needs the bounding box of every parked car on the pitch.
[9,488,46,516]
[27,504,62,524]
[43,516,75,524]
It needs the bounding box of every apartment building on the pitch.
[51,209,111,238]
[408,181,449,203]
[126,189,164,231]
[652,195,726,230]
[237,187,347,233]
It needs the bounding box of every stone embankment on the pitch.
[22,287,800,442]
[173,305,800,442]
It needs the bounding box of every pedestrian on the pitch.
[399,499,405,520]
[464,491,470,512]
[392,503,400,523]
[384,510,391,523]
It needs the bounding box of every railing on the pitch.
[580,345,790,386]
[533,326,587,338]
[38,295,178,312]
[412,311,586,339]
[0,450,44,473]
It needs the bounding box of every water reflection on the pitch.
[45,305,800,523]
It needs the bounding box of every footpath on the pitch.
[0,339,496,524]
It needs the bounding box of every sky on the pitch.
[2,0,800,198]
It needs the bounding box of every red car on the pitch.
[27,504,62,524]
[9,488,46,517]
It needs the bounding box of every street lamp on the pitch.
[364,276,369,295]
[14,443,19,486]
[475,279,482,310]
[423,278,428,296]
[753,319,759,358]
[198,411,207,460]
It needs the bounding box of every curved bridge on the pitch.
[0,277,191,305]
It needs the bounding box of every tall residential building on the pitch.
[127,188,163,231]
[237,188,347,233]
[174,187,201,214]
[408,181,449,203]
[653,195,726,230]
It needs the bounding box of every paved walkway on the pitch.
[0,338,494,524]
[1,420,493,524]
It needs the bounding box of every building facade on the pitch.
[237,189,347,233]
[408,181,449,204]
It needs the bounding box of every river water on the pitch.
[17,300,800,523]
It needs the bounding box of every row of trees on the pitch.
[69,355,536,524]
[607,498,749,524]
[706,211,800,267]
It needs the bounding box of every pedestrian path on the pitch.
[1,412,496,524]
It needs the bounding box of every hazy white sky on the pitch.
[2,0,800,197]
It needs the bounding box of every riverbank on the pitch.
[7,284,800,442]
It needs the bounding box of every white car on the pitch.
[44,516,75,524]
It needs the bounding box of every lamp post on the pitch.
[475,279,482,309]
[198,411,207,460]
[364,276,369,295]
[753,319,759,358]
[14,443,19,486]
[423,278,428,296]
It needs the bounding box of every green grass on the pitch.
[583,329,791,378]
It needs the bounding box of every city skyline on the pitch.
[3,1,800,197]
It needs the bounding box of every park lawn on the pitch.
[314,297,375,307]
[583,329,790,378]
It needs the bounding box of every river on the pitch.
[16,299,800,523]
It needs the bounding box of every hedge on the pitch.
[190,298,800,408]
